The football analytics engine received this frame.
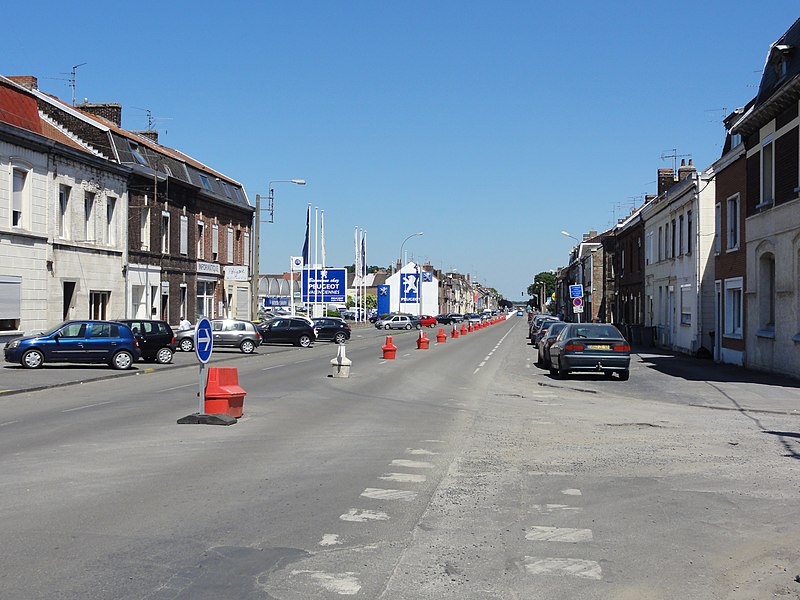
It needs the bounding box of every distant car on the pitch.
[536,322,567,369]
[516,310,524,316]
[118,319,176,364]
[463,313,482,325]
[417,315,437,328]
[258,317,317,347]
[435,313,463,324]
[369,313,388,324]
[176,319,262,353]
[531,318,560,346]
[529,314,557,339]
[4,320,140,370]
[548,323,631,380]
[375,315,420,330]
[312,317,351,344]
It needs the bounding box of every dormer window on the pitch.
[199,175,212,190]
[129,141,148,166]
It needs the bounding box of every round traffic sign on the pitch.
[195,318,213,363]
[572,297,583,307]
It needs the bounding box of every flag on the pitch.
[320,210,326,271]
[360,230,366,277]
[354,226,360,281]
[301,204,311,266]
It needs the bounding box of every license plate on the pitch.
[588,344,611,350]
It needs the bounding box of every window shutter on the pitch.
[212,224,219,255]
[227,228,234,263]
[180,216,188,255]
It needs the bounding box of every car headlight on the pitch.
[7,340,20,349]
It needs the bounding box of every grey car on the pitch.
[375,315,420,330]
[176,319,261,354]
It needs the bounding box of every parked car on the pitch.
[375,314,420,330]
[4,320,140,370]
[536,321,567,369]
[531,318,560,346]
[257,317,317,347]
[312,317,351,344]
[118,319,175,364]
[529,314,557,339]
[548,323,631,380]
[369,313,388,324]
[417,315,438,328]
[463,313,483,325]
[176,319,262,353]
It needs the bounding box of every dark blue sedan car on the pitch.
[3,320,140,369]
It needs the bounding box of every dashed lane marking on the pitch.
[157,383,196,392]
[379,473,426,483]
[561,489,582,496]
[62,400,114,412]
[361,488,418,501]
[262,364,286,371]
[339,509,390,522]
[525,526,593,543]
[523,557,602,580]
[391,459,434,469]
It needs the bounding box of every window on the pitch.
[731,132,742,148]
[12,169,26,228]
[0,275,22,332]
[233,187,244,203]
[59,185,70,239]
[199,175,212,190]
[140,207,151,251]
[89,322,120,338]
[687,210,693,255]
[680,284,692,325]
[106,197,116,246]
[714,204,721,254]
[724,278,743,337]
[221,181,231,198]
[678,215,684,256]
[761,141,774,205]
[197,221,205,259]
[161,211,170,253]
[658,227,663,261]
[89,291,109,320]
[227,227,234,263]
[646,231,653,265]
[129,142,148,166]
[84,192,96,241]
[243,232,250,267]
[670,219,676,258]
[212,224,219,261]
[726,195,739,250]
[180,215,188,255]
[620,248,625,277]
[758,253,775,331]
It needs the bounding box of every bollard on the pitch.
[382,335,397,359]
[416,330,430,350]
[436,328,447,343]
[460,323,468,335]
[330,344,352,378]
[451,325,459,338]
[204,367,246,418]
[468,323,474,333]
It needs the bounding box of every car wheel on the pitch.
[179,338,194,352]
[535,351,542,366]
[543,356,551,369]
[111,350,133,370]
[240,339,255,354]
[556,359,568,380]
[405,324,412,330]
[298,335,312,348]
[155,347,173,364]
[334,332,347,344]
[619,369,630,381]
[21,348,44,369]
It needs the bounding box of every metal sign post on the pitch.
[195,318,213,414]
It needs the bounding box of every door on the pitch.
[265,319,291,343]
[84,322,123,361]
[714,282,722,362]
[48,322,88,361]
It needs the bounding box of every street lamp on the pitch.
[398,232,424,274]
[561,230,580,244]
[397,232,423,314]
[251,179,306,319]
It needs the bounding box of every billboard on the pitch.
[400,272,420,304]
[302,268,347,303]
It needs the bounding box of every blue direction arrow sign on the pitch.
[195,318,213,364]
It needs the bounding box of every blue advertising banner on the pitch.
[264,297,289,307]
[400,272,420,304]
[302,268,347,303]
[377,285,390,316]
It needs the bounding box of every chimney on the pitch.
[583,230,597,241]
[678,158,696,181]
[132,130,159,144]
[76,102,122,127]
[657,168,676,195]
[7,76,38,90]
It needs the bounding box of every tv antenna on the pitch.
[130,107,172,132]
[66,63,87,106]
[660,148,691,173]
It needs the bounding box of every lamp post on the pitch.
[561,230,583,323]
[251,179,306,320]
[397,232,423,313]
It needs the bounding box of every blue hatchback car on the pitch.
[3,320,141,370]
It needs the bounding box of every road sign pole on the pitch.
[198,362,205,414]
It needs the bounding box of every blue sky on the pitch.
[4,2,799,298]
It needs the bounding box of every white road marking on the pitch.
[561,489,582,496]
[523,556,602,580]
[391,459,434,469]
[402,353,411,357]
[339,509,390,522]
[62,400,114,412]
[528,471,575,476]
[484,356,491,361]
[423,439,445,443]
[525,526,593,543]
[361,488,418,501]
[407,448,437,455]
[379,473,426,483]
[319,534,342,546]
[262,364,286,371]
[0,420,20,427]
[290,570,362,595]
[531,504,583,513]
[157,383,196,392]
[473,368,480,374]
[479,361,486,367]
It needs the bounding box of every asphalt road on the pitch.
[1,316,799,599]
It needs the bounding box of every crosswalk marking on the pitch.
[525,526,593,543]
[290,570,362,595]
[379,473,426,483]
[523,556,602,580]
[531,504,582,513]
[406,448,437,455]
[561,488,582,496]
[339,509,390,522]
[361,488,417,501]
[391,459,434,469]
[319,534,342,546]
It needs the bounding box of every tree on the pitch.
[528,272,557,311]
